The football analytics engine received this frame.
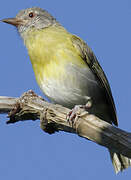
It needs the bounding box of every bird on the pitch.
[2,7,131,173]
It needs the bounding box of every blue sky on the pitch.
[0,0,131,179]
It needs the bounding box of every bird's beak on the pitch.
[1,18,26,27]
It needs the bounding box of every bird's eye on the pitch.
[29,12,34,18]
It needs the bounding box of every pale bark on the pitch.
[0,90,131,158]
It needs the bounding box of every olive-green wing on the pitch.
[71,35,118,126]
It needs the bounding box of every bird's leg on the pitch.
[67,97,92,127]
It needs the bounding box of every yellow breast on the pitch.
[24,25,86,88]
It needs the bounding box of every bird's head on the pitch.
[2,7,57,38]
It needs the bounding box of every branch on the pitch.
[0,90,131,159]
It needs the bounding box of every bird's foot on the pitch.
[67,98,92,127]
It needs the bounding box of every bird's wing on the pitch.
[71,35,118,126]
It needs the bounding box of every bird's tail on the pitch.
[109,150,131,173]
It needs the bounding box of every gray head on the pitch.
[2,7,58,35]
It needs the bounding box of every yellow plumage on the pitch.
[24,26,86,91]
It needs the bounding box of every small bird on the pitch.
[2,7,131,173]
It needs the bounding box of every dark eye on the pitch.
[29,12,34,18]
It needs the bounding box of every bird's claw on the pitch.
[67,98,92,127]
[67,105,82,127]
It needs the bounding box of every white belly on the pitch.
[39,63,103,108]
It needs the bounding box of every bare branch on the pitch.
[0,90,131,159]
[0,96,18,113]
